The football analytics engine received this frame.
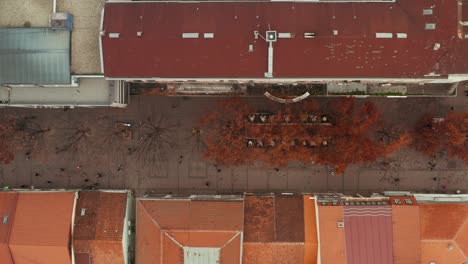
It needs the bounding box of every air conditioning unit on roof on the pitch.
[50,12,73,31]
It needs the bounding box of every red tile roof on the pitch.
[136,198,244,264]
[136,201,161,264]
[391,206,421,264]
[243,196,275,242]
[243,243,305,264]
[9,192,75,264]
[343,206,393,264]
[0,192,17,264]
[73,191,128,264]
[102,1,468,80]
[243,195,307,264]
[244,195,304,243]
[420,203,468,264]
[303,195,318,264]
[317,206,346,264]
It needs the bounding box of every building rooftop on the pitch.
[9,192,75,264]
[73,191,128,264]
[102,1,468,80]
[0,28,71,85]
[391,203,421,264]
[136,197,244,264]
[243,195,308,264]
[419,203,468,264]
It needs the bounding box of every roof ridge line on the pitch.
[421,239,455,242]
[220,232,241,250]
[243,242,305,245]
[452,240,468,261]
[163,231,184,249]
[453,218,468,241]
[138,200,162,230]
[167,229,239,233]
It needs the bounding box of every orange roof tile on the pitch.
[162,233,184,263]
[89,241,125,264]
[421,241,466,264]
[244,195,305,243]
[136,201,162,264]
[243,195,308,264]
[420,203,468,264]
[139,200,190,230]
[317,206,346,264]
[392,206,421,264]
[168,231,239,247]
[189,201,244,231]
[275,195,304,242]
[9,192,75,264]
[455,221,468,261]
[9,244,72,264]
[303,195,318,264]
[243,243,305,264]
[0,244,12,264]
[220,233,242,264]
[74,253,90,264]
[0,192,17,264]
[73,191,127,264]
[137,198,244,264]
[244,196,275,242]
[420,203,468,239]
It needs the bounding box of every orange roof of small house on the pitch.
[9,192,75,264]
[391,203,421,264]
[73,191,128,264]
[420,203,468,264]
[317,206,346,264]
[243,195,311,264]
[0,192,18,264]
[136,198,244,264]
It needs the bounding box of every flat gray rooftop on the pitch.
[0,28,71,85]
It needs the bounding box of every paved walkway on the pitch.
[0,90,466,195]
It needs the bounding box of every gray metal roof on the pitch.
[0,28,71,85]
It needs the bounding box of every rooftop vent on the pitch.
[425,23,436,30]
[448,244,454,250]
[203,33,214,39]
[337,221,344,228]
[2,216,8,224]
[109,33,120,39]
[182,33,199,39]
[266,31,277,42]
[81,208,87,216]
[423,9,433,15]
[304,32,316,39]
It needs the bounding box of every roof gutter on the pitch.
[70,191,79,264]
[99,7,105,74]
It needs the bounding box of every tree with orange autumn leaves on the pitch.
[200,98,411,174]
[412,111,467,163]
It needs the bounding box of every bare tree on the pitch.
[14,115,52,157]
[135,114,177,167]
[94,116,133,163]
[55,119,94,160]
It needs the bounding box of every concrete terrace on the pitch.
[0,0,104,74]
